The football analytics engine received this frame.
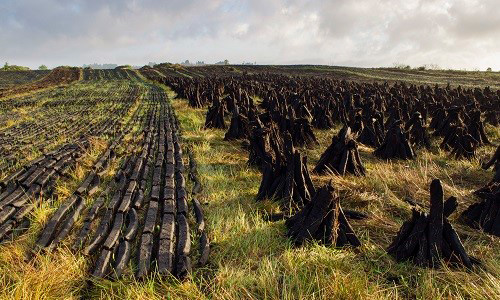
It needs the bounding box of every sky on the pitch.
[0,0,499,70]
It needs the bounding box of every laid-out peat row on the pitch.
[0,81,145,177]
[0,67,81,98]
[34,132,127,253]
[0,80,150,243]
[187,149,209,267]
[82,68,142,81]
[0,70,50,91]
[25,86,206,281]
[0,140,88,241]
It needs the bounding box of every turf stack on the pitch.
[388,179,473,268]
[461,146,500,237]
[441,126,478,159]
[285,182,361,247]
[204,97,226,129]
[256,132,315,209]
[224,105,249,141]
[247,118,274,169]
[474,146,500,199]
[358,116,385,148]
[460,191,500,237]
[405,112,431,149]
[313,126,366,176]
[374,120,415,160]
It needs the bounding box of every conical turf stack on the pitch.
[388,179,474,268]
[285,182,361,247]
[313,126,365,176]
[374,120,415,160]
[256,133,315,210]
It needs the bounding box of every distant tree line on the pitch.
[1,62,30,71]
[180,60,240,66]
[180,60,207,66]
[83,63,119,69]
[392,62,495,72]
[0,62,52,71]
[214,60,229,65]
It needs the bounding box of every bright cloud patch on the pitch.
[0,0,498,70]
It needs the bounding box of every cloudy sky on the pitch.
[1,0,499,70]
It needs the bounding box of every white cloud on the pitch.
[232,23,249,38]
[0,0,498,70]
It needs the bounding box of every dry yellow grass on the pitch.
[0,137,109,300]
[0,84,147,299]
[0,83,498,299]
[162,94,499,299]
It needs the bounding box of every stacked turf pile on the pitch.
[256,133,315,209]
[405,112,431,149]
[460,190,500,237]
[224,105,249,141]
[285,182,361,247]
[313,126,366,176]
[388,179,474,268]
[474,145,500,198]
[204,97,226,129]
[461,146,500,237]
[374,120,415,160]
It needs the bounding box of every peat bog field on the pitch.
[0,65,498,299]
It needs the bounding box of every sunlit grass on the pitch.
[0,80,498,299]
[139,95,498,299]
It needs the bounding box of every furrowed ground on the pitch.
[0,70,50,90]
[0,66,498,299]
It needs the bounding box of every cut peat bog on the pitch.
[0,65,499,300]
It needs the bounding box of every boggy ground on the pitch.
[154,64,500,90]
[0,69,498,299]
[167,89,499,299]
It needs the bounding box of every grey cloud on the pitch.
[0,0,498,69]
